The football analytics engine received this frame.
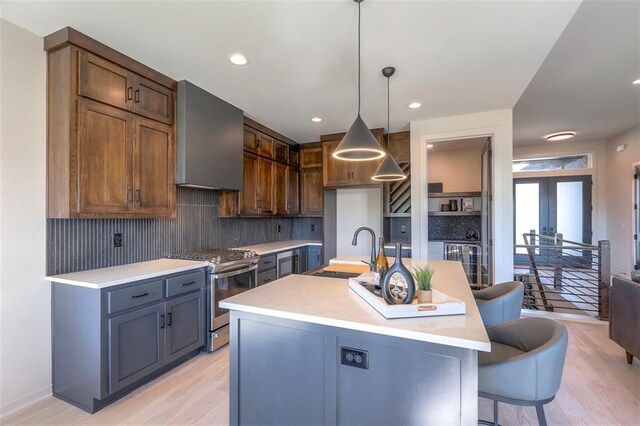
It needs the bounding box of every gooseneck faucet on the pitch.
[352,227,377,271]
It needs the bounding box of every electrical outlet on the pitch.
[113,233,123,248]
[341,347,369,370]
[311,224,316,232]
[277,224,281,233]
[400,225,407,234]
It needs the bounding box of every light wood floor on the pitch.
[3,320,639,425]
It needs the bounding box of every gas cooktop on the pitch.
[167,249,259,272]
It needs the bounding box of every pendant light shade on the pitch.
[372,66,407,181]
[333,0,385,162]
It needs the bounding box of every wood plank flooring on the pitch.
[3,320,639,425]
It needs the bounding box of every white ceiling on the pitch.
[2,0,581,143]
[513,0,640,146]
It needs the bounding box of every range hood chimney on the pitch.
[176,80,243,190]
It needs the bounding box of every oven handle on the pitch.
[212,264,258,280]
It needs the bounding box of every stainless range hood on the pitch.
[176,80,243,190]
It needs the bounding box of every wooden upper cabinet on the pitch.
[322,141,351,186]
[257,133,275,159]
[239,153,259,215]
[243,127,259,153]
[289,149,300,168]
[133,117,175,215]
[274,163,288,215]
[132,75,174,125]
[301,168,323,215]
[257,157,274,214]
[301,146,323,168]
[388,131,410,163]
[79,51,133,112]
[45,28,177,218]
[287,167,300,215]
[275,141,288,164]
[77,99,133,214]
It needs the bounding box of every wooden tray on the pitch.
[348,277,466,319]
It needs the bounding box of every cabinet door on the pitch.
[308,246,322,269]
[274,163,288,215]
[258,158,274,214]
[301,146,322,168]
[275,141,288,164]
[243,127,259,154]
[323,140,351,186]
[257,133,275,159]
[77,99,134,214]
[351,157,382,185]
[289,149,300,167]
[301,168,323,215]
[239,153,259,215]
[108,304,165,394]
[132,74,174,125]
[165,291,205,364]
[287,167,300,215]
[133,117,175,215]
[299,247,309,273]
[78,51,133,111]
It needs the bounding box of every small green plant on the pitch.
[411,265,435,291]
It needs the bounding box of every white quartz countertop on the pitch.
[220,259,490,352]
[234,240,322,256]
[46,259,209,289]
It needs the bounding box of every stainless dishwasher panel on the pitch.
[444,243,481,287]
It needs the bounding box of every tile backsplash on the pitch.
[47,187,323,275]
[428,215,482,241]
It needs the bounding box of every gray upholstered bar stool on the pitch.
[478,317,569,426]
[473,282,524,327]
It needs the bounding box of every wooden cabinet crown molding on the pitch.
[44,26,176,90]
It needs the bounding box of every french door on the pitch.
[514,175,592,263]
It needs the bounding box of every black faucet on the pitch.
[352,227,377,271]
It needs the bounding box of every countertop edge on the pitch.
[220,301,491,352]
[234,240,322,255]
[46,261,209,289]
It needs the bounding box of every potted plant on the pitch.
[412,265,435,304]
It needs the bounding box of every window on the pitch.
[513,154,590,173]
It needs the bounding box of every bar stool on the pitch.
[478,317,569,426]
[473,282,524,327]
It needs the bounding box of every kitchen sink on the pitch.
[307,269,362,280]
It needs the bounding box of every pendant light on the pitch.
[372,66,407,181]
[333,0,386,162]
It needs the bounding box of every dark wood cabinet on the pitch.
[275,141,289,164]
[238,153,274,215]
[322,130,384,187]
[301,145,323,168]
[274,162,288,215]
[46,29,177,218]
[239,153,259,215]
[258,157,274,214]
[388,131,410,163]
[301,168,323,215]
[287,167,300,215]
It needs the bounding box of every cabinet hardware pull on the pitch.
[135,189,141,203]
[128,188,134,203]
[134,89,140,103]
[263,261,272,264]
[160,314,165,329]
[182,281,196,286]
[167,312,172,326]
[131,292,149,299]
[127,87,133,101]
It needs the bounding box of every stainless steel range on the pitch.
[168,249,259,351]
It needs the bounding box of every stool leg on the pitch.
[535,404,547,426]
[493,400,498,425]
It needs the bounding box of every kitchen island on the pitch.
[220,259,490,425]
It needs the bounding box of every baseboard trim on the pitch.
[0,384,52,420]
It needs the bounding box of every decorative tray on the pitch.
[348,277,466,319]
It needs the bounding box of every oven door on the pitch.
[211,264,257,331]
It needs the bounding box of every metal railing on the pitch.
[514,231,611,320]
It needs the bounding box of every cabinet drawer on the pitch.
[258,254,276,271]
[166,270,205,298]
[107,280,163,314]
[257,268,277,286]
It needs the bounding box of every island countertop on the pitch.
[220,259,490,351]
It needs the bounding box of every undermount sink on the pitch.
[308,269,362,280]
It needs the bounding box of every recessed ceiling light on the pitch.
[545,131,576,142]
[408,102,422,109]
[229,53,247,66]
[427,144,434,149]
[311,117,323,123]
[633,79,640,85]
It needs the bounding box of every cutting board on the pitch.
[322,263,369,274]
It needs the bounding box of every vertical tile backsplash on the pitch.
[47,187,320,275]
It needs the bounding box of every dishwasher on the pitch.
[444,243,481,288]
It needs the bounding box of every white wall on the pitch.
[0,20,49,416]
[410,110,514,283]
[335,187,382,258]
[428,147,482,192]
[513,139,608,241]
[605,126,640,276]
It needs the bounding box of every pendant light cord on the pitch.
[387,75,390,134]
[357,0,361,116]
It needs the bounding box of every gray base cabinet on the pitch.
[308,245,322,270]
[52,268,206,413]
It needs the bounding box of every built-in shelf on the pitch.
[428,191,481,198]
[428,211,481,217]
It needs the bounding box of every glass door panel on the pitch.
[556,181,584,243]
[515,183,541,255]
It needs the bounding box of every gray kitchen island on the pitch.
[220,259,490,425]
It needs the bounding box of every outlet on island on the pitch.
[311,224,316,232]
[113,233,123,248]
[341,347,369,370]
